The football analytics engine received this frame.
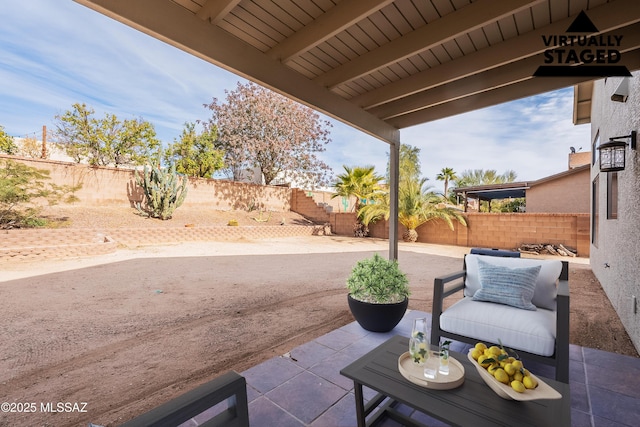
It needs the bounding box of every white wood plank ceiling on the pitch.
[75,0,640,145]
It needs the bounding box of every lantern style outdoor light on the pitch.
[598,131,637,172]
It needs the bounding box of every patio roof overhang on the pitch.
[73,0,640,259]
[454,184,530,201]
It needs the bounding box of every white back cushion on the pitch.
[464,254,563,310]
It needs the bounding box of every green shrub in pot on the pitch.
[346,253,410,303]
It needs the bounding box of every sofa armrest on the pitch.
[432,270,466,345]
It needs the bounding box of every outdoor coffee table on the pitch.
[340,335,570,427]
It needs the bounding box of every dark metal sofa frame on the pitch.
[431,257,570,383]
[118,371,249,427]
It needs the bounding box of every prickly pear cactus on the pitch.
[135,163,188,220]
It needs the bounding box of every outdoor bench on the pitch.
[118,370,249,427]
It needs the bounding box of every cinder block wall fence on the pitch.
[2,155,590,257]
[291,192,589,256]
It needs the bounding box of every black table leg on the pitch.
[354,381,366,427]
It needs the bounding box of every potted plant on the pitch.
[346,253,410,332]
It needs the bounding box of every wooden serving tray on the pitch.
[398,351,465,390]
[467,349,562,401]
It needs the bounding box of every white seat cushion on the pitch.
[440,298,556,357]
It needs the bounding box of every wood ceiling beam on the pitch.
[73,0,400,145]
[372,23,640,120]
[196,0,241,24]
[268,0,394,63]
[369,56,542,120]
[389,48,640,129]
[353,0,640,110]
[573,81,594,125]
[314,0,543,89]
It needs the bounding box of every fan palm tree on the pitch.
[332,165,384,236]
[358,177,467,242]
[332,165,383,212]
[436,167,457,199]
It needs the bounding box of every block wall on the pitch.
[0,156,291,211]
[329,212,590,257]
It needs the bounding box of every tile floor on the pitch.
[191,310,640,427]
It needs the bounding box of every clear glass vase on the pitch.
[409,318,429,365]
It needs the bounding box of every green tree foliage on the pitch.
[387,144,421,185]
[0,126,18,155]
[455,169,518,187]
[358,176,466,242]
[0,159,80,228]
[54,103,161,167]
[332,165,384,236]
[332,165,384,212]
[436,167,457,199]
[204,82,332,187]
[363,145,466,241]
[164,122,224,178]
[454,169,521,212]
[135,163,188,220]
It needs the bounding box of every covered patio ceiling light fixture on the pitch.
[598,131,637,172]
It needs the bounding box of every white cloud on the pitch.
[0,0,591,186]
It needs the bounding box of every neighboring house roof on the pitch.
[453,182,529,201]
[453,164,590,202]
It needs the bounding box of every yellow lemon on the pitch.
[471,348,483,360]
[478,355,493,367]
[489,346,502,356]
[475,342,487,352]
[513,371,524,382]
[512,360,523,370]
[493,368,510,384]
[504,363,517,376]
[510,380,526,393]
[523,375,538,389]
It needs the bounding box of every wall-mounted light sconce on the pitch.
[597,131,637,172]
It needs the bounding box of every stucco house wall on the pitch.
[526,166,590,213]
[589,72,640,353]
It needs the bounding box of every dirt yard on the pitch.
[0,207,637,426]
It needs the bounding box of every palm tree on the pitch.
[358,177,467,242]
[332,165,383,211]
[436,167,457,199]
[455,169,519,212]
[332,165,384,236]
[455,169,517,187]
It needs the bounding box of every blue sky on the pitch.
[0,0,592,187]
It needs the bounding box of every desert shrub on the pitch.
[0,159,80,228]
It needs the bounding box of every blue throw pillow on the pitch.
[472,259,541,311]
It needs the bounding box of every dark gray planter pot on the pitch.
[347,294,408,332]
